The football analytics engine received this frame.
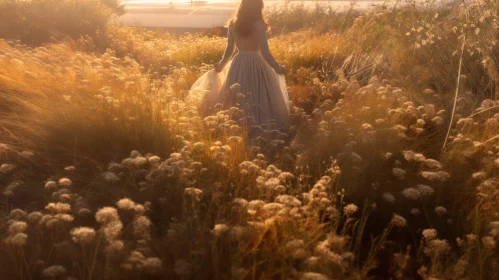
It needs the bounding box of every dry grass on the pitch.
[1,1,499,279]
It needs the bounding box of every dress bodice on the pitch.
[218,20,283,73]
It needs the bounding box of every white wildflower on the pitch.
[417,184,435,196]
[58,178,72,188]
[0,163,15,174]
[392,168,407,180]
[45,202,71,213]
[184,188,203,201]
[410,208,421,216]
[6,233,27,246]
[382,192,396,203]
[95,207,119,224]
[9,221,27,234]
[9,209,27,220]
[275,195,302,207]
[402,188,421,200]
[422,229,438,241]
[132,216,151,238]
[301,272,330,280]
[343,204,358,216]
[105,240,125,257]
[142,257,162,275]
[435,206,447,216]
[212,224,230,237]
[117,198,136,211]
[103,172,120,182]
[482,236,497,250]
[71,227,96,245]
[44,180,58,190]
[391,214,407,227]
[42,265,66,278]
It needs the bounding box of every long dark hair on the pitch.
[229,0,267,37]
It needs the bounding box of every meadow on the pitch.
[0,0,499,279]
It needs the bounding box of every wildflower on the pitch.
[382,192,396,203]
[9,209,27,220]
[43,181,58,191]
[482,236,497,250]
[184,188,203,201]
[64,166,75,171]
[422,229,438,241]
[102,221,123,241]
[122,250,146,270]
[472,171,486,180]
[173,259,192,276]
[78,208,92,217]
[192,142,206,152]
[233,198,248,209]
[212,224,230,237]
[42,265,66,278]
[55,214,74,222]
[117,198,136,211]
[71,227,96,245]
[417,185,434,196]
[401,188,421,200]
[103,172,120,182]
[403,150,415,161]
[0,163,15,174]
[285,239,305,252]
[264,178,281,189]
[247,200,265,212]
[142,257,162,275]
[453,258,468,277]
[410,208,420,216]
[95,207,120,224]
[27,211,43,223]
[489,221,499,237]
[435,206,447,217]
[343,204,358,216]
[45,202,71,213]
[391,214,407,227]
[423,159,442,170]
[420,171,450,182]
[133,216,152,238]
[424,239,450,257]
[9,221,27,234]
[274,185,286,193]
[301,272,329,280]
[278,172,295,183]
[104,240,124,257]
[305,256,320,269]
[275,195,302,207]
[58,178,72,188]
[392,168,407,180]
[147,156,161,165]
[6,233,27,246]
[134,204,145,215]
[262,203,284,216]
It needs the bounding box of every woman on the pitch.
[188,0,290,128]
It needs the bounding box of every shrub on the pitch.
[0,0,115,45]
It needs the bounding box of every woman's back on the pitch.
[230,20,266,53]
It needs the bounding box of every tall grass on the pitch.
[1,1,499,279]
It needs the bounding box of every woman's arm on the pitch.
[216,23,236,72]
[256,21,285,74]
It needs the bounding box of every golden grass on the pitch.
[0,1,499,279]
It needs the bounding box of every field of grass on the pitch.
[1,0,499,279]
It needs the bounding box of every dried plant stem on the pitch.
[467,105,499,118]
[442,35,467,154]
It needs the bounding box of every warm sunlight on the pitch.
[0,0,498,279]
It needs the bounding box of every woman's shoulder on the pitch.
[253,20,268,29]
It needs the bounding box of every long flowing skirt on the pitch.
[187,52,290,128]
